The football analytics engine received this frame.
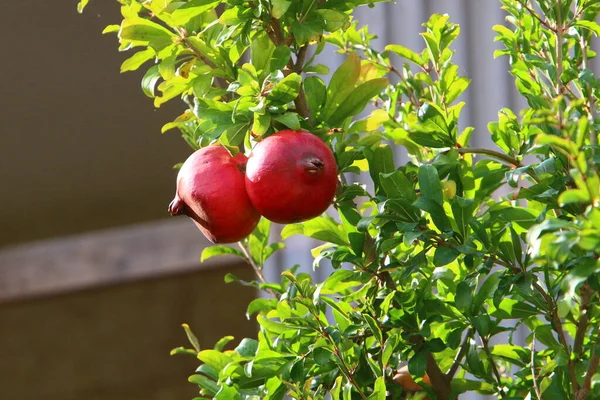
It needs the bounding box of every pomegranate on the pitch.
[245,130,338,224]
[392,365,431,392]
[168,146,260,243]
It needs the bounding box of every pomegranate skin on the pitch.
[245,130,338,224]
[168,146,261,243]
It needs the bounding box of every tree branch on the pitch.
[574,283,593,357]
[481,337,506,398]
[515,0,557,32]
[575,348,600,400]
[311,309,367,400]
[447,328,474,379]
[292,46,314,125]
[532,280,579,391]
[237,242,279,299]
[426,353,452,400]
[531,333,542,400]
[456,147,522,167]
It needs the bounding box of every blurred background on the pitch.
[2,1,598,400]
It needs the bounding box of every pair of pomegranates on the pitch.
[168,130,338,243]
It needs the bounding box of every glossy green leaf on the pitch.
[327,78,388,126]
[141,65,161,98]
[324,53,360,121]
[269,73,302,104]
[419,164,443,204]
[201,245,245,262]
[171,0,221,26]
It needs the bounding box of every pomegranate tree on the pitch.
[79,0,600,399]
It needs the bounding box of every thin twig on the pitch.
[292,46,314,125]
[311,310,368,400]
[456,147,522,167]
[481,337,506,398]
[576,348,600,400]
[515,0,557,32]
[447,328,474,379]
[531,333,542,400]
[532,280,579,391]
[574,283,593,357]
[556,0,565,126]
[237,242,279,299]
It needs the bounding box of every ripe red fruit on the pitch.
[392,365,431,392]
[168,146,260,243]
[245,130,338,224]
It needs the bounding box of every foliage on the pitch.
[79,0,600,399]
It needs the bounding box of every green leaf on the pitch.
[215,385,240,400]
[102,24,120,34]
[77,0,90,14]
[158,46,178,80]
[269,73,302,104]
[419,164,443,204]
[575,20,600,36]
[384,44,424,65]
[433,247,459,267]
[170,347,197,356]
[535,325,561,351]
[408,351,427,378]
[119,18,175,51]
[197,349,234,371]
[171,0,221,26]
[366,145,395,195]
[272,112,301,130]
[270,46,291,73]
[472,272,501,312]
[382,334,399,367]
[235,338,258,358]
[141,65,161,98]
[305,76,327,119]
[364,314,383,344]
[291,19,323,45]
[316,9,349,32]
[251,33,276,77]
[246,298,277,318]
[489,298,538,319]
[249,218,271,264]
[324,53,361,121]
[413,197,452,232]
[201,246,245,262]
[272,0,292,19]
[489,344,530,367]
[369,376,386,400]
[558,189,590,206]
[182,323,201,352]
[281,224,304,240]
[302,217,349,245]
[455,279,475,313]
[214,335,235,351]
[380,170,416,201]
[252,112,271,136]
[451,197,474,242]
[189,374,219,394]
[121,48,155,72]
[327,78,388,126]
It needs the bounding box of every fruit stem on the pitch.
[237,242,280,299]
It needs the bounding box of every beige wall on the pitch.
[0,1,190,246]
[0,265,257,400]
[0,4,258,399]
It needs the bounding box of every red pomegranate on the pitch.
[169,146,260,243]
[245,130,338,224]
